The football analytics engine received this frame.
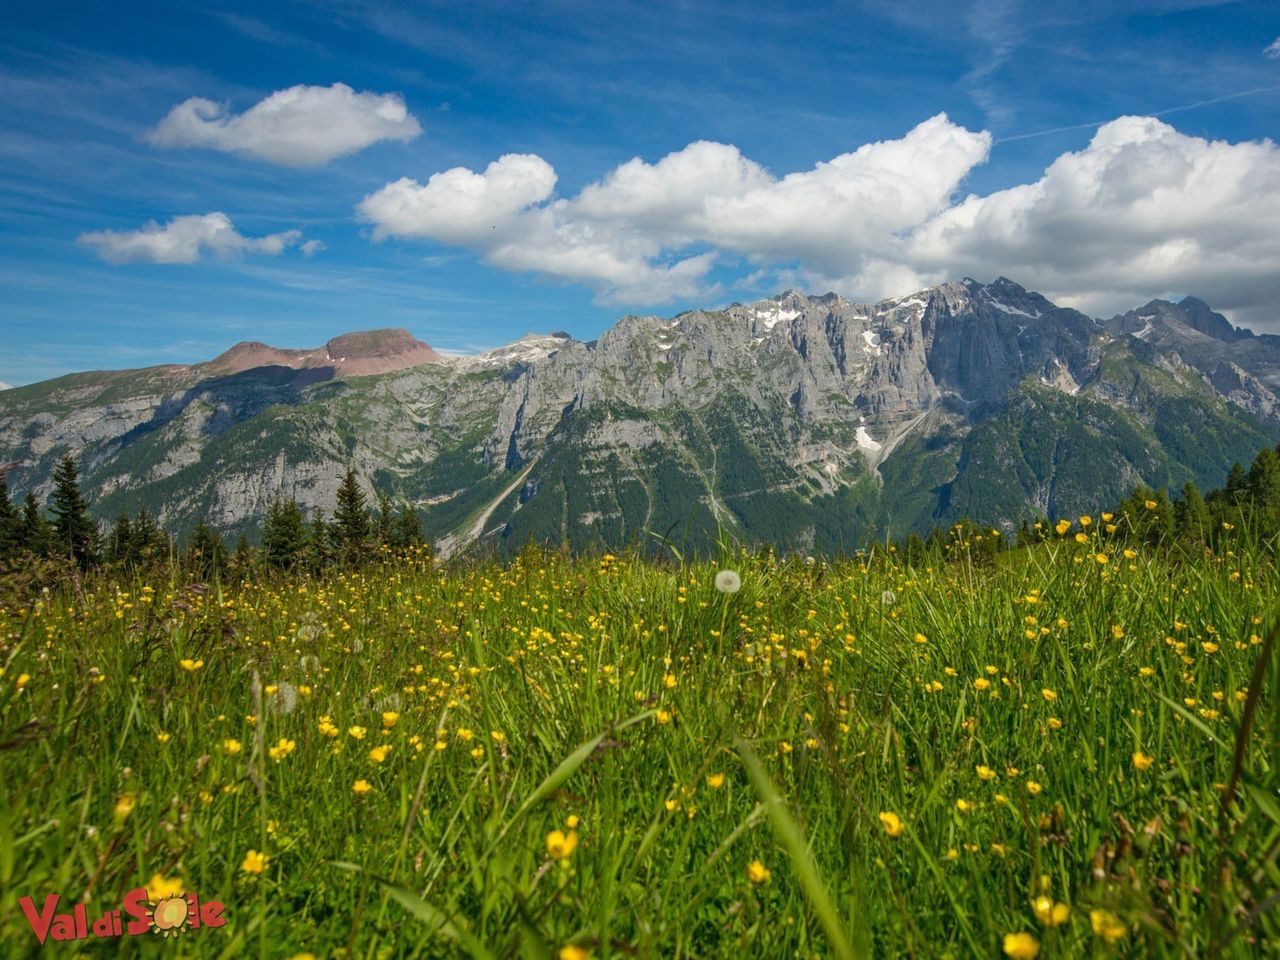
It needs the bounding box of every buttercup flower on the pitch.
[1003,932,1039,959]
[878,811,904,837]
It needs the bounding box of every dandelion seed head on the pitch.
[714,570,741,594]
[269,681,298,715]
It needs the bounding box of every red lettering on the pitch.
[91,907,115,937]
[199,898,226,928]
[50,912,76,941]
[123,887,151,935]
[18,895,58,944]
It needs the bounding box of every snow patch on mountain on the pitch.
[985,295,1040,319]
[754,303,800,331]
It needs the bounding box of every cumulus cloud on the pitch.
[79,213,302,264]
[147,83,421,167]
[903,117,1280,319]
[1266,37,1280,59]
[359,115,991,302]
[359,114,1280,321]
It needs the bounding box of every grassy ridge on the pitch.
[0,533,1276,957]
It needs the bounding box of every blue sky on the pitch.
[1,0,1278,385]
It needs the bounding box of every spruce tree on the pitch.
[0,474,17,559]
[307,509,335,571]
[375,492,395,548]
[48,455,99,568]
[1247,448,1280,510]
[132,510,167,565]
[20,493,51,556]
[1174,480,1211,544]
[332,469,372,564]
[186,520,227,579]
[1224,463,1248,504]
[261,497,307,570]
[393,506,425,550]
[108,512,135,565]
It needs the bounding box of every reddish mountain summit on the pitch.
[202,328,443,378]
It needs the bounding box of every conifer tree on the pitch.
[307,508,335,571]
[375,491,395,547]
[1246,447,1280,511]
[1224,462,1248,504]
[393,506,425,550]
[332,469,372,564]
[262,496,307,570]
[1174,480,1211,544]
[132,509,167,565]
[48,455,99,568]
[20,493,51,556]
[108,512,135,565]
[186,519,227,578]
[0,474,17,559]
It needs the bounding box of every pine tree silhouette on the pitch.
[0,473,18,559]
[332,469,372,565]
[48,455,99,568]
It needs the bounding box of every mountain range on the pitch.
[2,277,1277,556]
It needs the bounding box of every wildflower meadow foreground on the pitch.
[0,534,1276,958]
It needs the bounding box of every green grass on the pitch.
[0,533,1276,958]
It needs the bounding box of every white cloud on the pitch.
[903,117,1280,319]
[1266,37,1280,59]
[147,83,421,167]
[359,114,1280,321]
[79,213,302,264]
[0,381,11,391]
[300,239,326,257]
[359,115,991,303]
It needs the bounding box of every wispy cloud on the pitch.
[79,213,302,264]
[960,0,1025,126]
[206,10,332,57]
[1265,37,1280,59]
[147,83,422,167]
[995,82,1280,142]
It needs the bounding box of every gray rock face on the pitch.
[1,279,1277,554]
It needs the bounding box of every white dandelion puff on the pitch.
[880,590,897,606]
[296,612,324,643]
[269,680,298,715]
[714,570,741,594]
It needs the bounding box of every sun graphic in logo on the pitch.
[145,892,193,937]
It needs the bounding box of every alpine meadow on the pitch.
[2,1,1280,957]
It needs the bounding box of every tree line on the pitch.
[890,442,1280,565]
[4,441,1280,578]
[0,456,426,578]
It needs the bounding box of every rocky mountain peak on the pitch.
[324,328,438,360]
[4,278,1278,558]
[205,328,442,377]
[1177,296,1251,343]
